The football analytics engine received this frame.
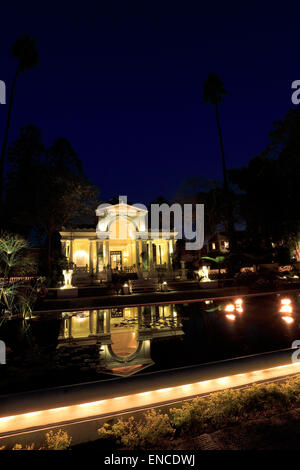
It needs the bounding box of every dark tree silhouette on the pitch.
[203,73,228,190]
[203,73,235,252]
[0,35,39,205]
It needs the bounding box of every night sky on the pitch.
[0,2,298,204]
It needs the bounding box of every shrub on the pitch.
[97,374,300,449]
[98,409,175,449]
[12,443,35,450]
[45,429,72,450]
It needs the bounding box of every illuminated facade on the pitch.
[60,200,176,277]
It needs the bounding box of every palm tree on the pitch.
[0,35,39,204]
[203,73,228,190]
[203,73,235,251]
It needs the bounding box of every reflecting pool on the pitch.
[1,292,300,390]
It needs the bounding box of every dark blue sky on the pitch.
[0,2,298,204]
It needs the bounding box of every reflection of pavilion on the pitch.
[58,305,183,376]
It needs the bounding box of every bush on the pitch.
[12,443,35,450]
[98,409,175,449]
[97,374,300,449]
[44,429,72,450]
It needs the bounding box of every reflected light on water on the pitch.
[281,298,292,305]
[225,304,235,312]
[281,316,294,325]
[280,305,293,314]
[225,314,236,321]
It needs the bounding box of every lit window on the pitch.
[224,241,229,248]
[212,242,216,250]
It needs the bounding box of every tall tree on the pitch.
[6,132,99,275]
[5,124,45,238]
[175,177,228,237]
[203,73,235,251]
[203,73,228,190]
[40,138,99,273]
[0,35,39,205]
[230,107,300,260]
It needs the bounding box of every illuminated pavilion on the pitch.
[60,199,177,280]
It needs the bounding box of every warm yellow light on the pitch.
[281,298,291,305]
[61,269,73,289]
[280,305,293,314]
[73,250,88,265]
[281,316,294,324]
[24,411,41,417]
[0,416,14,422]
[235,298,243,306]
[75,312,89,322]
[218,376,229,384]
[225,303,235,312]
[79,400,104,407]
[198,266,210,282]
[225,313,236,321]
[236,306,244,313]
[3,361,300,434]
[180,384,192,389]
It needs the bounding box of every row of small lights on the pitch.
[2,360,300,432]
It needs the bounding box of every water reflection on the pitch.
[53,293,300,377]
[279,296,294,324]
[58,305,183,376]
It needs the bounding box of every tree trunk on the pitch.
[215,103,235,253]
[0,68,19,207]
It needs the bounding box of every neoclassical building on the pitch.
[60,199,177,278]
